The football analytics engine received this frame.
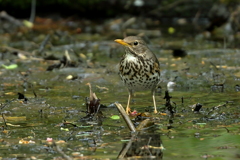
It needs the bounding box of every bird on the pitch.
[114,36,160,114]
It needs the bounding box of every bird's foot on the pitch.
[126,107,131,115]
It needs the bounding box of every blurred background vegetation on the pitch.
[0,0,238,19]
[0,0,240,47]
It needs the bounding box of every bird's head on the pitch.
[115,36,148,57]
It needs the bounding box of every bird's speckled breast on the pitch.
[119,54,160,91]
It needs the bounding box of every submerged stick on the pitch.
[117,132,138,159]
[136,119,152,131]
[115,102,136,132]
[53,141,72,160]
[115,103,160,158]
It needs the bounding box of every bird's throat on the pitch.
[125,53,138,63]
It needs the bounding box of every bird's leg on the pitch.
[152,91,158,113]
[126,90,132,114]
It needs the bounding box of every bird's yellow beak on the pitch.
[114,39,130,47]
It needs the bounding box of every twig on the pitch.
[136,119,152,131]
[1,102,8,110]
[53,141,72,160]
[116,108,162,158]
[38,34,50,54]
[145,137,153,156]
[115,102,136,132]
[223,127,230,133]
[2,113,8,129]
[117,132,138,158]
[1,46,32,56]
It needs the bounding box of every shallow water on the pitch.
[0,35,240,159]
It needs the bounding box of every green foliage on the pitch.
[2,64,18,69]
[110,115,120,120]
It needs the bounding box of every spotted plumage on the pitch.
[115,36,160,114]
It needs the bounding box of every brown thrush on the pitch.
[114,36,160,114]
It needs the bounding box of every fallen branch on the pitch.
[115,102,136,132]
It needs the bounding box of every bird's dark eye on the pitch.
[133,41,138,45]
